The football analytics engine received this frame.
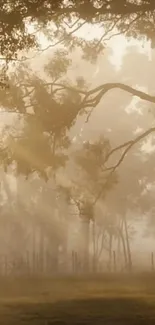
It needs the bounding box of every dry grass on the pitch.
[0,273,155,324]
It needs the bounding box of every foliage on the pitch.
[72,136,118,201]
[0,0,155,63]
[0,52,87,178]
[44,49,71,80]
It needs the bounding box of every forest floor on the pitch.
[0,274,155,324]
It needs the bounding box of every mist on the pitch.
[1,1,155,323]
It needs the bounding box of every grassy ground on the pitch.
[0,274,155,324]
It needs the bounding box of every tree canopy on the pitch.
[0,0,155,62]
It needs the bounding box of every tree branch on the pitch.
[105,126,155,170]
[93,126,155,205]
[94,17,122,49]
[37,20,86,54]
[101,12,144,45]
[20,81,155,104]
[82,82,155,123]
[86,83,155,105]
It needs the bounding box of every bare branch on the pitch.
[20,82,86,95]
[103,140,133,166]
[103,12,144,43]
[20,81,155,105]
[63,18,81,29]
[95,12,144,49]
[37,20,86,54]
[87,83,155,105]
[93,126,155,205]
[82,81,155,123]
[94,17,122,49]
[105,127,155,171]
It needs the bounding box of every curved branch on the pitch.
[21,81,155,104]
[37,20,86,54]
[102,12,144,44]
[105,127,155,171]
[93,126,155,205]
[87,83,155,104]
[103,140,133,165]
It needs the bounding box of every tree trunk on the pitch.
[118,227,128,268]
[108,232,113,272]
[123,216,132,272]
[117,232,121,260]
[92,220,97,273]
[80,216,90,273]
[39,224,45,273]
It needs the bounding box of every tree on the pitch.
[64,136,118,271]
[65,45,155,272]
[1,0,155,61]
[0,11,155,275]
[0,51,87,273]
[0,1,154,159]
[0,50,87,178]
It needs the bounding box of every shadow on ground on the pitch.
[2,297,155,325]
